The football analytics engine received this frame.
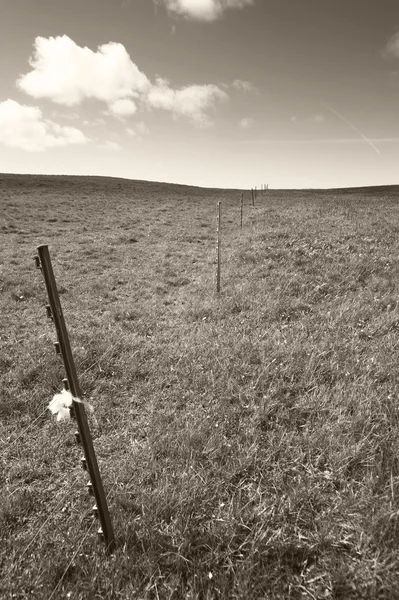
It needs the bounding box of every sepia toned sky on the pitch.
[1,0,399,188]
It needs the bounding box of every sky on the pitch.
[1,0,399,189]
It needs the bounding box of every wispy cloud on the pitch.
[147,78,228,127]
[232,79,257,93]
[100,141,121,151]
[239,117,254,129]
[290,114,325,124]
[156,0,254,22]
[82,117,107,127]
[238,137,399,146]
[127,121,150,138]
[383,31,399,58]
[0,99,88,152]
[18,36,229,127]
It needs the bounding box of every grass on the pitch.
[2,173,399,598]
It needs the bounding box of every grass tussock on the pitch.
[2,174,399,598]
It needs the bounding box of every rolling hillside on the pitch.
[2,174,399,599]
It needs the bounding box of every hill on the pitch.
[2,173,399,599]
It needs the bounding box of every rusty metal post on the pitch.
[36,245,115,553]
[217,202,222,293]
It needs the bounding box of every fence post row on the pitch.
[35,244,116,553]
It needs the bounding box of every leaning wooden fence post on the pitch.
[217,202,222,293]
[240,192,243,228]
[35,244,116,553]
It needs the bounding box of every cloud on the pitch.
[18,35,150,107]
[0,99,88,152]
[56,111,81,120]
[107,98,137,117]
[239,117,254,129]
[289,114,325,124]
[100,141,121,150]
[157,0,254,21]
[147,79,228,126]
[232,79,257,93]
[127,121,150,137]
[82,117,107,127]
[384,32,399,58]
[136,121,149,135]
[18,36,228,127]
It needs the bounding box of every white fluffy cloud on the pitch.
[17,36,228,127]
[107,98,137,117]
[147,79,228,126]
[0,99,88,152]
[18,36,150,106]
[158,0,254,21]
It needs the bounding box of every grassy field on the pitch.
[2,173,399,599]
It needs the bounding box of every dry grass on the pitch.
[2,173,399,598]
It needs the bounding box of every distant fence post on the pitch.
[217,202,222,293]
[240,192,243,228]
[251,188,254,207]
[35,244,116,553]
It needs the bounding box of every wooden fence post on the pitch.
[240,192,243,228]
[217,202,222,293]
[35,244,116,553]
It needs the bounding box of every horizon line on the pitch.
[2,171,398,192]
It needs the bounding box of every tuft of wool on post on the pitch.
[48,389,93,421]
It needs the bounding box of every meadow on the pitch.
[1,173,399,599]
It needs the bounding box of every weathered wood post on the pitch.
[217,202,222,293]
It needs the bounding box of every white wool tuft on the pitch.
[48,389,94,422]
[48,389,73,421]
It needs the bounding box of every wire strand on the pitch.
[10,473,82,572]
[0,404,50,458]
[46,518,97,600]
